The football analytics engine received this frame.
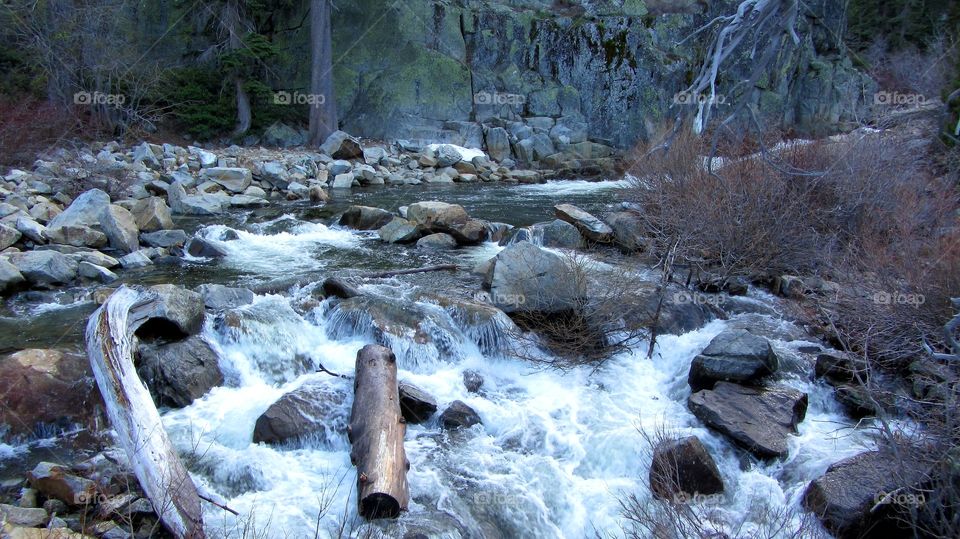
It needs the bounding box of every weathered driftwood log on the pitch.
[85,286,205,538]
[348,344,410,519]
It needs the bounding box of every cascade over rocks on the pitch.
[440,400,481,429]
[253,379,349,446]
[136,335,223,408]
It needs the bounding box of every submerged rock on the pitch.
[440,400,481,430]
[253,379,349,446]
[339,205,395,230]
[649,436,724,501]
[688,382,807,459]
[398,381,438,424]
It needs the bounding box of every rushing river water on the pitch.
[1,180,890,538]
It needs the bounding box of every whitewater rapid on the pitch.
[151,210,883,539]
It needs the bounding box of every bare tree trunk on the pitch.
[348,344,409,519]
[85,286,205,539]
[308,0,337,146]
[225,0,251,137]
[234,76,252,136]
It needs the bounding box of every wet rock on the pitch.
[0,223,21,250]
[406,201,469,230]
[688,382,808,459]
[463,370,483,393]
[6,251,78,286]
[253,379,349,445]
[201,167,252,193]
[321,277,359,299]
[815,351,868,386]
[185,236,228,258]
[444,219,489,245]
[131,197,174,232]
[378,218,422,244]
[320,130,363,160]
[44,225,107,248]
[604,211,646,252]
[0,259,26,294]
[136,335,223,408]
[688,329,780,392]
[139,284,206,339]
[0,349,95,436]
[398,382,437,424]
[339,205,395,230]
[118,250,151,269]
[46,189,110,230]
[416,232,457,251]
[196,283,255,310]
[167,181,226,216]
[833,384,881,418]
[77,262,117,283]
[486,241,584,313]
[27,462,96,507]
[331,173,354,189]
[502,220,583,249]
[440,400,481,429]
[140,229,188,249]
[99,205,140,253]
[0,504,48,527]
[803,450,928,539]
[554,204,613,243]
[649,436,724,501]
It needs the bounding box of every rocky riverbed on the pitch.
[0,134,924,538]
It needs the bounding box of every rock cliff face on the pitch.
[147,0,872,153]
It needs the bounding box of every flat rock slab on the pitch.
[688,382,807,459]
[688,329,779,391]
[555,203,612,242]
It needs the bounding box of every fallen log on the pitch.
[360,264,458,279]
[85,286,205,538]
[348,344,410,519]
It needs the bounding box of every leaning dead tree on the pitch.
[923,298,960,362]
[348,344,410,519]
[86,286,205,539]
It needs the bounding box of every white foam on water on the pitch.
[514,179,630,195]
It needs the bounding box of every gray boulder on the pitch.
[0,503,48,527]
[327,160,352,176]
[253,379,349,445]
[136,335,223,408]
[201,167,252,193]
[649,436,724,501]
[399,381,438,424]
[196,283,255,310]
[119,250,152,268]
[0,259,25,294]
[132,197,174,232]
[138,284,206,339]
[331,173,355,189]
[434,145,463,167]
[406,201,469,230]
[15,216,47,244]
[141,229,188,249]
[339,206,395,230]
[168,181,226,216]
[44,225,107,248]
[484,127,511,162]
[6,251,78,286]
[604,211,646,252]
[416,232,457,251]
[78,261,118,283]
[486,241,584,313]
[0,223,20,250]
[47,189,110,230]
[555,204,613,243]
[321,130,363,159]
[185,236,228,258]
[502,219,583,249]
[99,205,140,253]
[378,218,422,244]
[440,400,481,430]
[688,329,780,392]
[27,462,96,507]
[688,382,808,459]
[259,161,289,189]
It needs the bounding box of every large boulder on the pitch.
[485,127,511,161]
[486,241,584,313]
[0,223,20,250]
[378,218,422,244]
[688,329,780,392]
[802,450,928,539]
[136,284,206,340]
[6,251,78,286]
[501,219,583,249]
[339,206,395,230]
[258,161,289,189]
[444,219,489,245]
[440,400,481,430]
[416,232,457,251]
[27,462,96,507]
[0,259,25,294]
[201,167,252,193]
[196,283,255,310]
[262,122,305,148]
[99,205,140,253]
[132,197,174,232]
[399,381,437,424]
[0,349,97,435]
[136,335,223,408]
[649,436,725,501]
[167,181,226,216]
[0,504,48,527]
[140,229,188,249]
[15,216,46,244]
[604,211,646,252]
[320,130,363,159]
[185,236,228,258]
[46,189,110,230]
[554,204,613,243]
[406,201,469,230]
[44,225,107,248]
[434,144,463,167]
[253,379,349,445]
[688,382,808,459]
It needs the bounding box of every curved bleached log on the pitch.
[85,286,205,539]
[348,344,410,519]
